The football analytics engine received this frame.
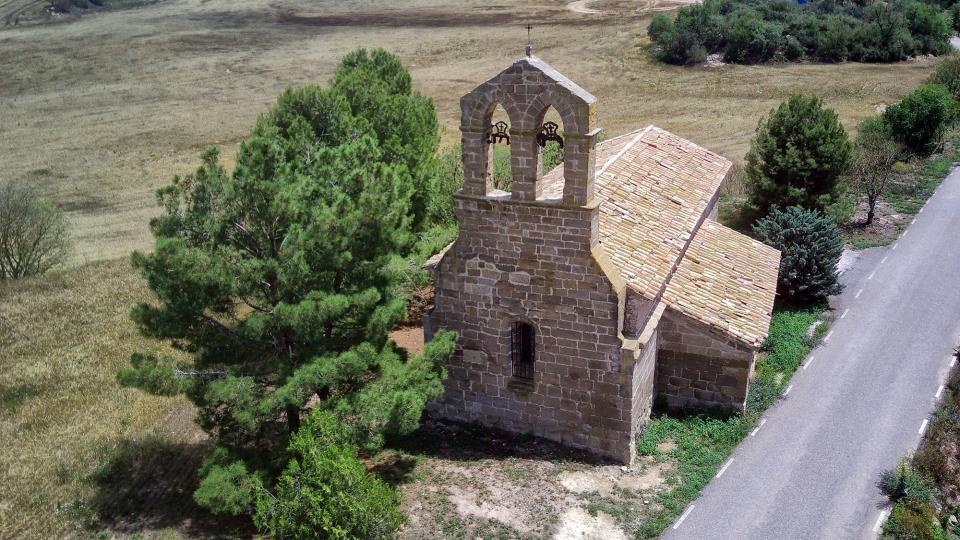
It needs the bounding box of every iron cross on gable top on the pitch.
[525,24,534,56]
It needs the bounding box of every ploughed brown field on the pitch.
[0,0,937,537]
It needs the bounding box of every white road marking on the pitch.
[936,385,945,400]
[803,356,815,370]
[893,243,899,250]
[841,309,849,319]
[824,330,833,342]
[919,419,929,435]
[784,384,794,396]
[873,509,890,532]
[750,418,767,436]
[951,356,957,368]
[716,458,734,478]
[855,289,863,299]
[881,256,888,264]
[919,206,924,213]
[673,505,695,529]
[868,271,876,280]
[903,229,909,237]
[911,218,916,225]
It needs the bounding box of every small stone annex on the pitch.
[423,51,781,464]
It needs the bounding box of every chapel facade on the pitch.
[423,52,780,463]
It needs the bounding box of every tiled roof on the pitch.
[663,220,780,347]
[543,125,779,347]
[545,125,730,297]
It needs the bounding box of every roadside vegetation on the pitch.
[880,350,960,539]
[634,308,826,537]
[720,53,960,251]
[648,0,955,65]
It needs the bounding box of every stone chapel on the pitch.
[423,52,781,464]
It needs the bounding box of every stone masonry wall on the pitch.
[655,308,756,413]
[627,308,660,439]
[426,194,637,463]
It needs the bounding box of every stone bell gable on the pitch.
[425,53,781,464]
[425,55,640,463]
[459,55,601,205]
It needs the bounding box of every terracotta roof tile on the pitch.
[543,125,779,347]
[663,220,780,347]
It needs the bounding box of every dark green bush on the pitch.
[254,410,403,540]
[880,459,936,507]
[930,55,960,100]
[816,15,856,62]
[884,83,953,155]
[723,10,784,63]
[904,1,952,55]
[648,13,675,43]
[745,95,853,220]
[753,207,844,305]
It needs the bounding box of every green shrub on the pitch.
[879,459,935,507]
[753,207,844,305]
[723,10,783,64]
[930,55,960,100]
[675,0,726,50]
[816,15,856,62]
[254,410,403,540]
[427,145,463,227]
[883,502,944,540]
[745,95,853,220]
[904,1,952,56]
[885,84,953,155]
[655,28,708,65]
[648,13,675,43]
[492,144,512,191]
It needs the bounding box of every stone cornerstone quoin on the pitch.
[423,52,781,463]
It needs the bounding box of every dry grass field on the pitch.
[0,0,942,537]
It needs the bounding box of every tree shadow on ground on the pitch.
[86,436,255,539]
[376,416,613,486]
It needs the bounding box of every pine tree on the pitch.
[745,95,853,221]
[118,76,455,517]
[753,206,844,305]
[331,48,440,230]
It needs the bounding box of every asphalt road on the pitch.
[663,168,960,540]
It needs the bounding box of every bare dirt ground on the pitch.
[384,419,675,540]
[0,0,935,264]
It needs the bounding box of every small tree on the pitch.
[0,181,71,280]
[745,95,853,221]
[848,116,901,226]
[254,410,403,540]
[753,207,844,305]
[884,84,953,155]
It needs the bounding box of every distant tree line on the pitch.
[648,0,956,65]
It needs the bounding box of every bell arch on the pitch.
[458,56,600,205]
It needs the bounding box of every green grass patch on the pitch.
[633,307,824,538]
